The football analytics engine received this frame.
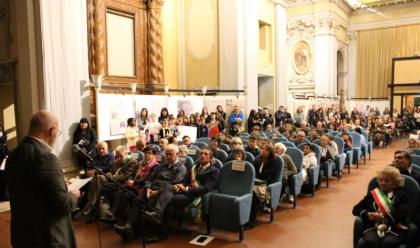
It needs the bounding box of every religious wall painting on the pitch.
[292,40,312,75]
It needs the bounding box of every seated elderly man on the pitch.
[85,141,115,177]
[392,150,420,185]
[142,144,187,224]
[170,147,220,223]
[83,146,137,223]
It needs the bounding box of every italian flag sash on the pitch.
[370,187,408,230]
[190,165,202,206]
[370,188,393,215]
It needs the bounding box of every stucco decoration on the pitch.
[187,0,216,60]
[292,40,312,75]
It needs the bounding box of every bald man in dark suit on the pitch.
[6,111,80,248]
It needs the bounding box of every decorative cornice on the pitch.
[287,19,315,36]
[349,15,420,31]
[359,0,420,9]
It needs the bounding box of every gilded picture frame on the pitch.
[292,40,312,75]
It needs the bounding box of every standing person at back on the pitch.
[6,111,80,248]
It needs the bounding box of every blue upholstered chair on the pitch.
[212,158,223,170]
[312,139,334,187]
[220,143,230,153]
[349,132,363,168]
[196,137,211,144]
[272,137,288,144]
[193,141,208,149]
[131,151,144,163]
[285,147,303,208]
[412,163,420,174]
[207,161,255,241]
[411,155,420,167]
[296,143,320,197]
[253,155,284,222]
[225,151,255,163]
[328,130,341,137]
[214,149,228,163]
[187,146,201,161]
[361,130,373,160]
[353,175,420,248]
[333,136,346,180]
[281,141,296,148]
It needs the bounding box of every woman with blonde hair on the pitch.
[352,166,410,248]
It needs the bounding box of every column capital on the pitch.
[315,16,340,36]
[147,0,164,10]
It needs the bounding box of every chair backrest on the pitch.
[367,175,420,217]
[272,137,288,144]
[285,147,303,171]
[411,155,420,167]
[412,163,420,174]
[212,158,223,169]
[187,147,200,161]
[239,132,250,138]
[215,149,228,163]
[282,141,296,148]
[312,144,322,165]
[193,142,208,149]
[178,155,194,171]
[349,132,361,147]
[220,143,230,153]
[196,137,211,144]
[258,131,267,137]
[333,136,345,154]
[148,144,161,153]
[406,148,420,156]
[244,151,255,163]
[328,131,341,137]
[312,139,320,146]
[360,130,369,141]
[218,160,255,196]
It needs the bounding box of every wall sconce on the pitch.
[201,86,207,95]
[91,74,103,91]
[130,83,137,94]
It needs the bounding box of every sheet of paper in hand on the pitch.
[67,177,93,192]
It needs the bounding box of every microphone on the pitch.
[73,144,94,162]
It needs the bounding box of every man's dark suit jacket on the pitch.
[6,136,78,248]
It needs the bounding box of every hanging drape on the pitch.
[39,0,90,168]
[356,24,420,98]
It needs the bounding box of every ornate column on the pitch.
[314,16,339,97]
[274,0,288,107]
[147,0,164,87]
[92,0,106,76]
[347,31,357,98]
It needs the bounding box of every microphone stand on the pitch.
[82,152,147,248]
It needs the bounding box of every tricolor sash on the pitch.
[370,187,407,230]
[370,188,393,215]
[189,165,202,206]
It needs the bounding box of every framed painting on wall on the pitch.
[292,40,312,75]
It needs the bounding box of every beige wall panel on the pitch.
[185,0,219,88]
[106,12,135,77]
[394,59,420,84]
[162,0,179,88]
[258,0,275,76]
